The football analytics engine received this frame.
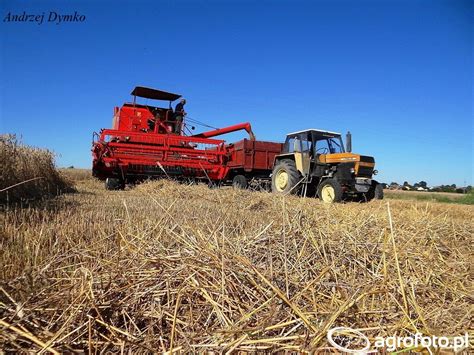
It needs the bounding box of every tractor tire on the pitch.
[366,182,384,201]
[232,175,248,189]
[105,177,124,190]
[271,159,301,195]
[317,178,343,203]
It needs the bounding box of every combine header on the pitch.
[92,86,282,189]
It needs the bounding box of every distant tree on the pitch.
[419,181,427,189]
[467,186,472,193]
[403,181,409,187]
[435,184,456,193]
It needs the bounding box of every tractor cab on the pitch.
[283,129,344,159]
[279,129,347,176]
[272,129,382,202]
[112,86,182,134]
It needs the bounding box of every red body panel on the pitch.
[226,139,283,172]
[113,106,153,131]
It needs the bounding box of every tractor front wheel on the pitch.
[366,182,384,201]
[271,159,300,195]
[317,178,343,203]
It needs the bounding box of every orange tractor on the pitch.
[271,129,383,202]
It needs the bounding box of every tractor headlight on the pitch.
[373,169,378,175]
[350,168,355,174]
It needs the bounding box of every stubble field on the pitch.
[1,169,473,353]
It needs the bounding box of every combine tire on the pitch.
[317,178,343,203]
[232,175,248,189]
[271,159,300,194]
[366,182,384,201]
[105,177,124,190]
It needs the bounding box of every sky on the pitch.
[0,0,472,186]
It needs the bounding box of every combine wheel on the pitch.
[105,177,124,190]
[366,182,384,201]
[232,175,248,189]
[271,159,300,195]
[317,178,343,203]
[208,181,221,189]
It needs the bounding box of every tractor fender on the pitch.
[273,153,295,164]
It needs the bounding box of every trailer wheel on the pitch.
[271,159,300,195]
[105,177,124,190]
[232,175,248,189]
[317,178,343,203]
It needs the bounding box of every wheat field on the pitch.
[1,169,473,353]
[0,135,73,204]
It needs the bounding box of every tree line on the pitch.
[383,181,472,193]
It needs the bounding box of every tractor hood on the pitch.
[318,152,374,164]
[319,153,376,177]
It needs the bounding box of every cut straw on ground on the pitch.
[1,172,473,352]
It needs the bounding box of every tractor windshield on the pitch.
[314,134,345,155]
[327,137,344,153]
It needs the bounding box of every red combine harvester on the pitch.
[92,86,282,189]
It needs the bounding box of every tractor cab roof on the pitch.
[131,86,182,101]
[286,129,341,138]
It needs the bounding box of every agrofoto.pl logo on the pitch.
[327,327,470,354]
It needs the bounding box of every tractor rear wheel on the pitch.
[271,159,300,195]
[317,178,343,203]
[105,177,124,190]
[232,175,248,189]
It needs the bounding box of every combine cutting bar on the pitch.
[93,129,229,180]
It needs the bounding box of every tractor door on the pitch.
[311,133,331,177]
[293,134,311,177]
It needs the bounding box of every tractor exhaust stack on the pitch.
[346,131,352,152]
